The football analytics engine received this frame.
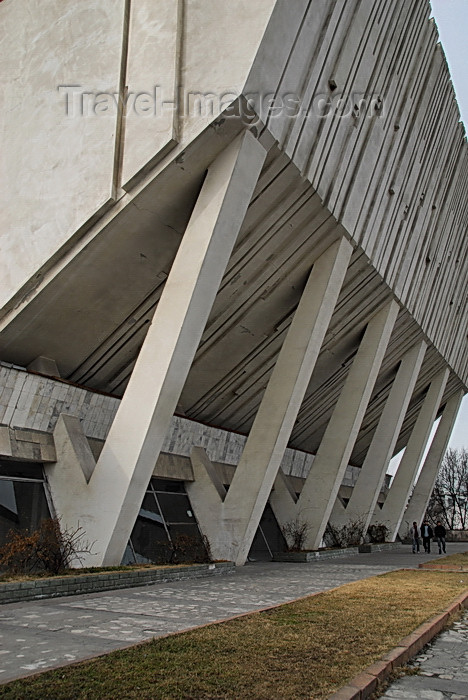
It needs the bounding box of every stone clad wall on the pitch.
[0,365,337,481]
[0,562,234,606]
[0,364,119,439]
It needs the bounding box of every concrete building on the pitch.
[1,0,467,566]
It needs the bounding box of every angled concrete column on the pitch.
[329,340,427,532]
[48,131,267,566]
[374,367,449,540]
[226,238,353,564]
[399,388,464,537]
[277,299,400,551]
[187,238,353,564]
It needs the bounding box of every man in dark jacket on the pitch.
[434,521,447,554]
[420,520,433,553]
[411,521,420,553]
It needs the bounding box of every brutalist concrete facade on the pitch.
[1,0,467,565]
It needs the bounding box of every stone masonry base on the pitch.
[0,561,234,605]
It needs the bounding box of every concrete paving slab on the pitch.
[0,544,466,685]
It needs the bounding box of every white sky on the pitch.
[388,1,467,474]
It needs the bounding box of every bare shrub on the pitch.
[169,533,212,564]
[0,518,94,576]
[427,447,468,530]
[0,529,39,575]
[367,523,388,544]
[325,517,366,548]
[281,517,310,551]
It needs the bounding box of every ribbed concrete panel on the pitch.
[245,0,468,383]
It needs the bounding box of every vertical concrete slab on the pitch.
[48,415,98,543]
[48,130,267,566]
[186,447,234,556]
[375,367,450,540]
[0,427,12,458]
[121,0,182,188]
[269,468,299,537]
[399,388,464,536]
[330,340,427,531]
[294,299,400,550]
[1,0,125,308]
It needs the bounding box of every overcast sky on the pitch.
[429,1,467,452]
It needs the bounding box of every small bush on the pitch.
[170,533,211,564]
[281,518,310,551]
[367,523,388,544]
[0,518,94,576]
[325,517,365,548]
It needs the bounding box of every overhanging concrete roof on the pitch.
[0,120,463,465]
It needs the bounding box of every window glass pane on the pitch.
[125,479,208,565]
[0,460,45,480]
[156,492,195,524]
[259,503,287,553]
[151,478,185,493]
[129,516,172,565]
[140,493,163,523]
[121,542,136,566]
[248,528,271,561]
[248,503,286,561]
[0,479,51,547]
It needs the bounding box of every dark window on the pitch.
[248,503,287,561]
[150,478,185,493]
[0,461,51,549]
[156,492,194,524]
[0,459,45,480]
[125,479,207,565]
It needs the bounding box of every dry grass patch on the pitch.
[1,570,467,700]
[432,550,468,568]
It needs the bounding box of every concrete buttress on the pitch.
[47,130,267,566]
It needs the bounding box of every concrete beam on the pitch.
[47,415,97,536]
[186,237,353,563]
[399,388,464,537]
[27,356,61,377]
[375,367,449,540]
[330,340,427,532]
[281,299,400,550]
[47,130,267,566]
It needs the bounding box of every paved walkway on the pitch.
[381,610,468,700]
[0,543,466,690]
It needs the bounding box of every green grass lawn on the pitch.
[0,569,466,700]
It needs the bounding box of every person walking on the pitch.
[411,521,420,553]
[420,520,433,553]
[434,520,447,554]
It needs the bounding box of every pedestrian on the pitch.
[420,520,433,553]
[411,521,420,553]
[434,520,447,554]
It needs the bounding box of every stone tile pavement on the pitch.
[379,609,468,700]
[0,544,466,686]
